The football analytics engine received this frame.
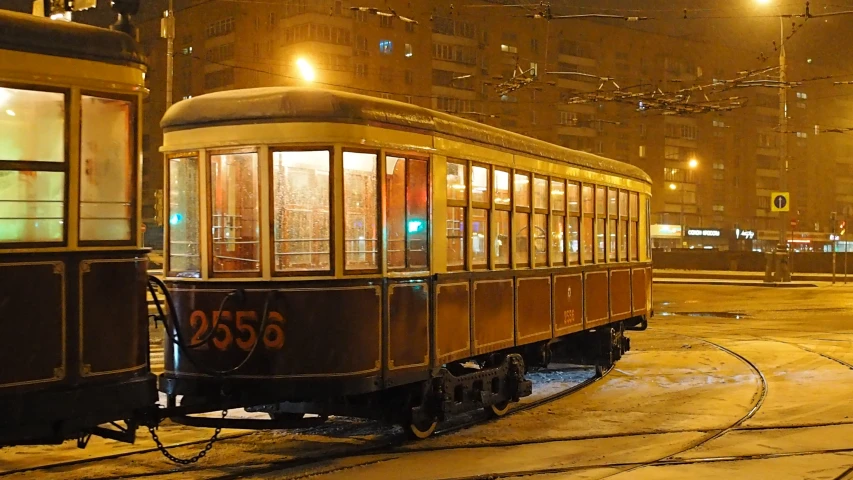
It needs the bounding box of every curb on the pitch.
[653,279,819,288]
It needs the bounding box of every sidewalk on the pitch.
[653,268,853,287]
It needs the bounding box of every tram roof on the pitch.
[161,87,652,183]
[0,9,145,68]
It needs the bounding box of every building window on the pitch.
[380,67,393,83]
[712,205,725,212]
[205,17,234,38]
[796,131,808,138]
[530,38,539,52]
[380,15,393,28]
[379,92,391,99]
[529,62,538,77]
[405,21,415,32]
[796,92,807,99]
[379,40,393,54]
[355,10,367,22]
[405,70,413,84]
[204,67,234,90]
[404,95,413,104]
[355,63,368,78]
[181,46,193,55]
[639,145,646,158]
[713,162,725,170]
[405,43,413,57]
[500,44,518,53]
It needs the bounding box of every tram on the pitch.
[157,87,652,438]
[0,7,156,445]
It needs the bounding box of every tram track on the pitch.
[22,364,613,480]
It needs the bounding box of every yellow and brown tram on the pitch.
[158,87,652,437]
[0,8,155,445]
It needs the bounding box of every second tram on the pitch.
[156,87,652,437]
[0,7,155,446]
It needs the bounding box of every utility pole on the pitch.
[776,16,791,282]
[162,0,175,109]
[832,211,837,284]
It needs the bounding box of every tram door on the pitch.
[386,156,428,271]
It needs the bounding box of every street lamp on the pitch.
[296,58,315,82]
[675,159,699,247]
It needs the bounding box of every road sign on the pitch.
[771,192,790,212]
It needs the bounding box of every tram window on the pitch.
[567,182,579,215]
[471,208,488,267]
[344,151,379,271]
[533,214,547,266]
[210,152,260,273]
[533,177,548,210]
[608,188,618,217]
[596,218,606,261]
[608,219,617,261]
[494,169,510,206]
[568,217,580,264]
[495,210,510,266]
[80,95,133,242]
[619,191,629,262]
[629,192,639,261]
[595,186,606,218]
[0,171,64,243]
[168,156,200,276]
[0,88,64,163]
[272,150,331,272]
[446,207,465,268]
[551,215,565,266]
[582,217,593,263]
[581,185,593,215]
[551,180,565,212]
[514,212,529,266]
[447,162,466,201]
[387,156,407,269]
[514,173,530,208]
[387,156,429,271]
[471,165,489,204]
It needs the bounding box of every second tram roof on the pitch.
[161,87,652,183]
[0,9,145,68]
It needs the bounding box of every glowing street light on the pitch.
[755,0,771,4]
[296,58,315,82]
[669,183,677,190]
[688,158,699,169]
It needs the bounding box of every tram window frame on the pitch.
[269,147,334,276]
[343,149,381,274]
[607,188,618,262]
[78,90,138,246]
[385,154,430,272]
[581,184,594,264]
[567,182,580,265]
[166,152,201,277]
[532,175,548,267]
[470,162,490,269]
[629,192,639,261]
[513,171,531,268]
[619,190,629,262]
[493,167,512,268]
[595,186,606,263]
[550,178,566,266]
[0,83,69,248]
[446,160,467,271]
[208,147,262,277]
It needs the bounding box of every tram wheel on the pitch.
[407,418,438,439]
[486,401,511,418]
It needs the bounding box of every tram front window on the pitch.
[343,151,378,271]
[0,87,65,244]
[80,95,133,242]
[210,152,260,274]
[168,155,200,276]
[273,150,331,272]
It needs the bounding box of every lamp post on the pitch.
[758,0,790,281]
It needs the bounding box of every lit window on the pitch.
[529,62,538,76]
[80,95,134,242]
[500,44,517,53]
[639,145,646,158]
[379,40,393,54]
[272,150,331,272]
[209,152,260,273]
[168,156,200,276]
[405,43,413,57]
[343,151,379,270]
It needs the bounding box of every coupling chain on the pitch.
[148,409,228,465]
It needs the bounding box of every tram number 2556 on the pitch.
[188,310,286,352]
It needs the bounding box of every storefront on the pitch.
[684,227,728,250]
[651,224,682,250]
